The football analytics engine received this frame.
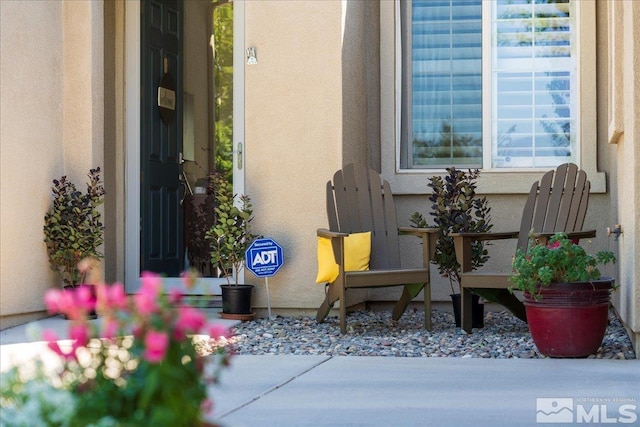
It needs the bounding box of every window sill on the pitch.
[383,168,607,195]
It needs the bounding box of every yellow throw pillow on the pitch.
[315,231,371,284]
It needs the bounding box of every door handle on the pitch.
[237,142,243,170]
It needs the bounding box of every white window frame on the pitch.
[381,0,605,194]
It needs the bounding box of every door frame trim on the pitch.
[124,0,141,293]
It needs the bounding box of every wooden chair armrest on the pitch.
[398,227,439,236]
[531,229,596,245]
[450,231,519,242]
[317,228,348,238]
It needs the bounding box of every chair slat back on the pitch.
[326,164,401,269]
[517,163,590,252]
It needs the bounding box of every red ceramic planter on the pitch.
[524,279,614,358]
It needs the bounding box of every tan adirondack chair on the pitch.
[316,164,438,333]
[453,163,596,333]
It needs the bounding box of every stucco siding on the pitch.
[0,1,64,327]
[244,0,343,310]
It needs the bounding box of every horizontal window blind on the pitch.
[492,0,575,168]
[402,0,483,169]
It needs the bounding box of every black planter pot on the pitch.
[451,293,484,328]
[221,284,254,315]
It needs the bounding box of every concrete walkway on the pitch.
[2,317,639,427]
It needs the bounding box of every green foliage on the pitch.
[67,336,208,427]
[510,232,616,297]
[205,172,259,284]
[212,2,234,177]
[411,167,492,294]
[43,168,105,288]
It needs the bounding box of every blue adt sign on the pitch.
[246,238,284,278]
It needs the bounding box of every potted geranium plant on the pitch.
[411,167,492,327]
[205,172,259,319]
[509,233,616,357]
[43,167,105,289]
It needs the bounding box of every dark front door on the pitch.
[140,0,183,276]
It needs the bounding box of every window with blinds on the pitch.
[401,0,482,169]
[492,0,575,168]
[400,0,577,170]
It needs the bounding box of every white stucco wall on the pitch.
[0,1,104,328]
[0,1,64,327]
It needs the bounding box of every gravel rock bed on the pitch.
[225,308,635,359]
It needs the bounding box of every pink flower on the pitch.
[101,317,120,340]
[96,283,128,312]
[43,330,75,361]
[547,241,561,250]
[208,323,229,340]
[201,398,214,415]
[168,288,183,305]
[140,271,162,295]
[69,324,90,347]
[143,330,169,363]
[132,323,143,339]
[74,286,96,313]
[135,272,163,316]
[44,289,73,315]
[176,306,206,334]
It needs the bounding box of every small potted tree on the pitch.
[205,172,259,319]
[43,168,105,319]
[43,167,105,289]
[411,167,491,327]
[509,233,616,357]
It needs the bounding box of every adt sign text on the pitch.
[246,238,284,278]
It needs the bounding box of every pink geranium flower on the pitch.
[101,316,120,340]
[69,324,90,347]
[208,323,229,340]
[143,330,169,363]
[96,283,128,313]
[43,330,76,361]
[135,272,163,316]
[74,285,96,313]
[168,288,183,305]
[547,241,562,250]
[175,306,206,338]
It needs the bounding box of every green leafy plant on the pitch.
[411,167,492,294]
[205,172,259,285]
[43,168,105,288]
[509,232,616,298]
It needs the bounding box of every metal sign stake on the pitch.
[264,277,272,320]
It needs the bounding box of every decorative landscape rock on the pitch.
[209,308,635,360]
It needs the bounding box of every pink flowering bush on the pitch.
[36,271,231,427]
